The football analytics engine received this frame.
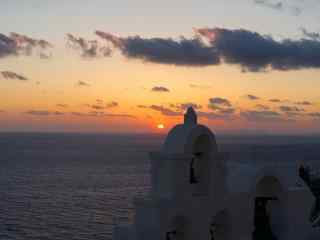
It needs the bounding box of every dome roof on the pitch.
[161,107,217,154]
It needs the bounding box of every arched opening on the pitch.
[253,176,287,240]
[210,210,230,240]
[166,216,188,240]
[190,134,212,195]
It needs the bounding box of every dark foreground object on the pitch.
[252,197,278,240]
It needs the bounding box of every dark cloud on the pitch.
[195,27,320,71]
[1,71,28,81]
[151,86,170,92]
[56,104,69,108]
[24,110,64,116]
[241,110,281,121]
[149,105,182,116]
[94,27,320,71]
[95,30,220,66]
[256,104,270,110]
[0,33,16,57]
[301,28,320,41]
[246,94,260,100]
[0,32,52,59]
[67,33,111,58]
[254,0,283,10]
[77,80,90,87]
[295,101,313,106]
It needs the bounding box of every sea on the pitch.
[1,132,320,240]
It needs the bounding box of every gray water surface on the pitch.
[1,133,320,240]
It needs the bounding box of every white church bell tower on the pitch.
[119,107,229,240]
[113,107,315,240]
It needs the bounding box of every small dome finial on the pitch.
[184,107,197,125]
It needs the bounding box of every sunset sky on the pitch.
[1,0,320,134]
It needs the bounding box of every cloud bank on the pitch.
[91,27,320,72]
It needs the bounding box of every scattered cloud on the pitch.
[1,71,28,81]
[254,0,283,11]
[269,98,282,103]
[301,28,320,41]
[89,101,118,110]
[151,86,170,92]
[0,32,52,59]
[290,6,302,16]
[295,101,313,106]
[149,105,182,116]
[170,102,202,111]
[209,97,232,108]
[77,80,90,87]
[241,110,281,121]
[54,111,64,115]
[24,110,64,116]
[245,94,260,100]
[56,104,69,108]
[189,84,211,89]
[66,33,111,58]
[279,105,305,117]
[309,112,320,118]
[137,105,148,108]
[178,102,202,110]
[254,0,302,16]
[96,99,103,104]
[279,105,304,113]
[197,111,235,120]
[256,104,270,110]
[71,111,134,118]
[208,98,235,116]
[105,101,118,108]
[91,105,105,110]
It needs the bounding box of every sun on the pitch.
[157,123,165,129]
